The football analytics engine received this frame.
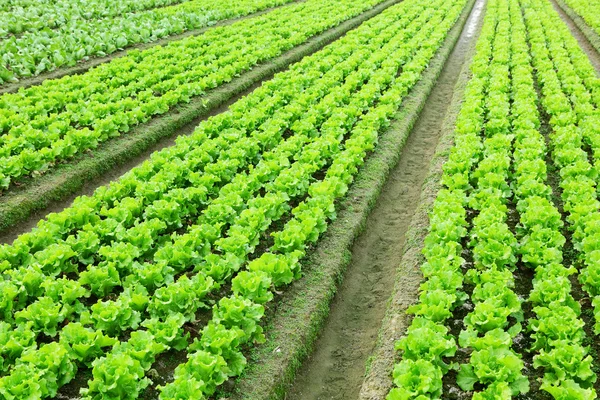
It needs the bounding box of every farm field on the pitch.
[0,0,296,84]
[559,0,600,50]
[1,0,600,399]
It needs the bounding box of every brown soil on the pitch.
[286,120,437,399]
[286,1,486,399]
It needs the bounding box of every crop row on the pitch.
[0,0,470,397]
[505,0,595,396]
[156,0,468,396]
[0,0,295,83]
[522,0,600,396]
[1,0,190,36]
[561,0,600,40]
[1,15,422,390]
[388,0,500,396]
[455,0,528,395]
[0,0,385,191]
[388,0,600,397]
[0,0,420,319]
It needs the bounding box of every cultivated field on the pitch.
[0,0,600,399]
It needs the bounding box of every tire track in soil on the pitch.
[286,1,486,398]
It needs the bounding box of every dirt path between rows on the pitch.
[549,0,600,74]
[285,1,486,399]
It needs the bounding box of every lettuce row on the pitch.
[0,0,192,37]
[1,136,296,399]
[560,26,600,112]
[0,43,399,393]
[561,0,600,46]
[0,8,425,383]
[0,48,364,272]
[0,0,386,188]
[1,128,285,335]
[454,0,529,395]
[507,0,596,397]
[524,0,600,346]
[155,0,471,396]
[84,3,466,397]
[0,0,295,82]
[521,0,599,397]
[0,1,429,355]
[0,4,427,333]
[0,0,461,396]
[386,0,507,397]
[530,0,600,172]
[0,0,174,11]
[82,134,336,396]
[82,32,427,396]
[0,0,428,280]
[0,8,423,278]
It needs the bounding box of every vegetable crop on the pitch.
[0,0,294,83]
[0,0,384,191]
[561,0,600,41]
[388,0,600,397]
[0,0,469,397]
